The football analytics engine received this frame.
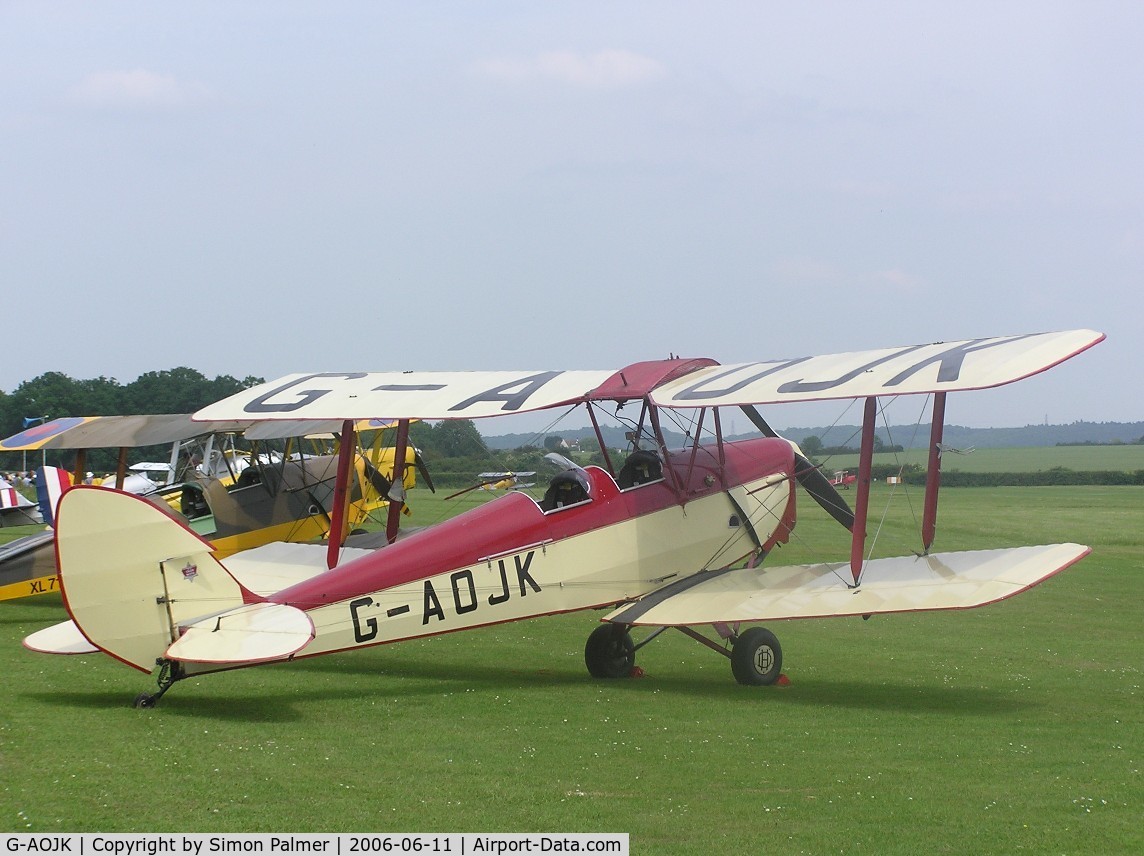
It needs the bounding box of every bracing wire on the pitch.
[862,394,933,566]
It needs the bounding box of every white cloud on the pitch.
[70,68,211,109]
[473,49,667,89]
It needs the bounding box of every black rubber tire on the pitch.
[730,627,783,686]
[584,624,635,678]
[133,693,156,709]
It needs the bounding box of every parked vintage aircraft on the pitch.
[0,476,40,525]
[23,329,1103,707]
[442,473,536,503]
[0,414,416,601]
[830,470,857,489]
[478,471,537,492]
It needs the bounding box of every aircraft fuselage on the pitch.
[255,437,796,663]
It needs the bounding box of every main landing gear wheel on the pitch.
[585,624,635,678]
[730,627,783,686]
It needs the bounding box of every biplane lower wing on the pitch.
[0,528,56,601]
[604,543,1089,626]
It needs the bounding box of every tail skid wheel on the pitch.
[585,624,635,679]
[730,627,783,686]
[132,659,182,708]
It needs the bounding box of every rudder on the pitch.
[55,486,254,672]
[35,465,72,526]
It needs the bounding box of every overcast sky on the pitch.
[2,2,1140,433]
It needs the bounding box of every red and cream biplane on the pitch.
[24,329,1103,707]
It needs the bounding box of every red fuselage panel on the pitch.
[270,436,795,611]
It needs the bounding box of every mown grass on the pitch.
[1,485,1141,853]
[825,443,1144,474]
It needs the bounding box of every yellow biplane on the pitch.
[0,415,422,601]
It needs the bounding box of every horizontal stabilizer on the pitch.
[165,602,315,664]
[605,543,1089,626]
[23,619,98,655]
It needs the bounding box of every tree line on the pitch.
[13,369,1131,490]
[0,368,261,473]
[0,368,586,486]
[850,462,1144,487]
[406,421,610,489]
[799,434,903,456]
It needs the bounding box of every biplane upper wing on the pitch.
[241,417,401,440]
[0,416,97,451]
[648,329,1104,407]
[193,371,616,422]
[0,414,254,451]
[604,543,1089,626]
[0,414,399,450]
[191,331,1102,422]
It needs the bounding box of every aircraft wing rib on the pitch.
[604,544,1089,626]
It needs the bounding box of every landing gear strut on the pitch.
[133,659,183,708]
[583,622,784,686]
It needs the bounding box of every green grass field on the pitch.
[824,443,1144,474]
[1,484,1141,853]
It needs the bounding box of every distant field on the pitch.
[823,443,1144,474]
[1,484,1141,852]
